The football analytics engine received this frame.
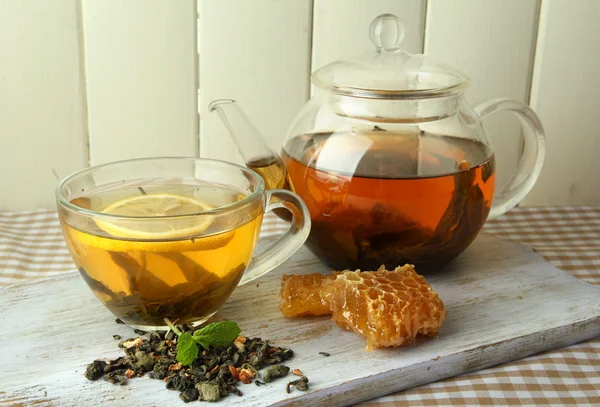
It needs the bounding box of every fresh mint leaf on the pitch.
[192,321,241,350]
[176,332,198,366]
[196,337,210,351]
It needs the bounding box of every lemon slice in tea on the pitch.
[67,193,234,253]
[95,193,215,239]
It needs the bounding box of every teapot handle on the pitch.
[473,98,546,219]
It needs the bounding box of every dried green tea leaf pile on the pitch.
[84,321,307,403]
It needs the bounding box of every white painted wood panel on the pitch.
[198,0,312,164]
[425,0,540,203]
[311,0,426,76]
[527,0,600,206]
[0,0,88,211]
[82,0,198,166]
[2,0,600,210]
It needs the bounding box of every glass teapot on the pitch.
[209,14,545,272]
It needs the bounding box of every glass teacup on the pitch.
[56,157,310,330]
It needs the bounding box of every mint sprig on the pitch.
[176,332,198,366]
[193,321,241,350]
[165,319,241,366]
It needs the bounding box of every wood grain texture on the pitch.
[198,0,312,164]
[311,0,425,75]
[82,0,198,166]
[0,0,88,211]
[1,234,599,406]
[425,0,540,203]
[526,0,600,206]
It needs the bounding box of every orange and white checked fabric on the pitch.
[1,207,599,406]
[0,210,73,286]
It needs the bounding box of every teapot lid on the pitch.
[312,14,469,99]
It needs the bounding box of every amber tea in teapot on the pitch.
[282,129,495,270]
[209,13,545,272]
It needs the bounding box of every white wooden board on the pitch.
[0,0,88,211]
[527,0,600,206]
[82,0,198,166]
[0,234,599,406]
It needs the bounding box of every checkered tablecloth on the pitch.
[1,207,599,406]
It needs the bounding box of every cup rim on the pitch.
[55,156,266,220]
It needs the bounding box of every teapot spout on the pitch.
[208,99,290,191]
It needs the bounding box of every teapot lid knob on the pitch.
[369,13,405,53]
[310,12,469,98]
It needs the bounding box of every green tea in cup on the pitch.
[56,158,310,330]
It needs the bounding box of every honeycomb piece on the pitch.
[279,273,337,317]
[331,265,447,351]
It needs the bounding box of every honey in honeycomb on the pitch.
[279,265,446,351]
[331,265,447,351]
[279,273,337,317]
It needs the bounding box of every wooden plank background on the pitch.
[1,0,598,210]
[424,0,540,201]
[528,0,600,206]
[0,0,88,211]
[82,0,198,166]
[198,0,312,165]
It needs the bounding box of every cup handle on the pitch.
[473,98,546,219]
[238,189,311,285]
